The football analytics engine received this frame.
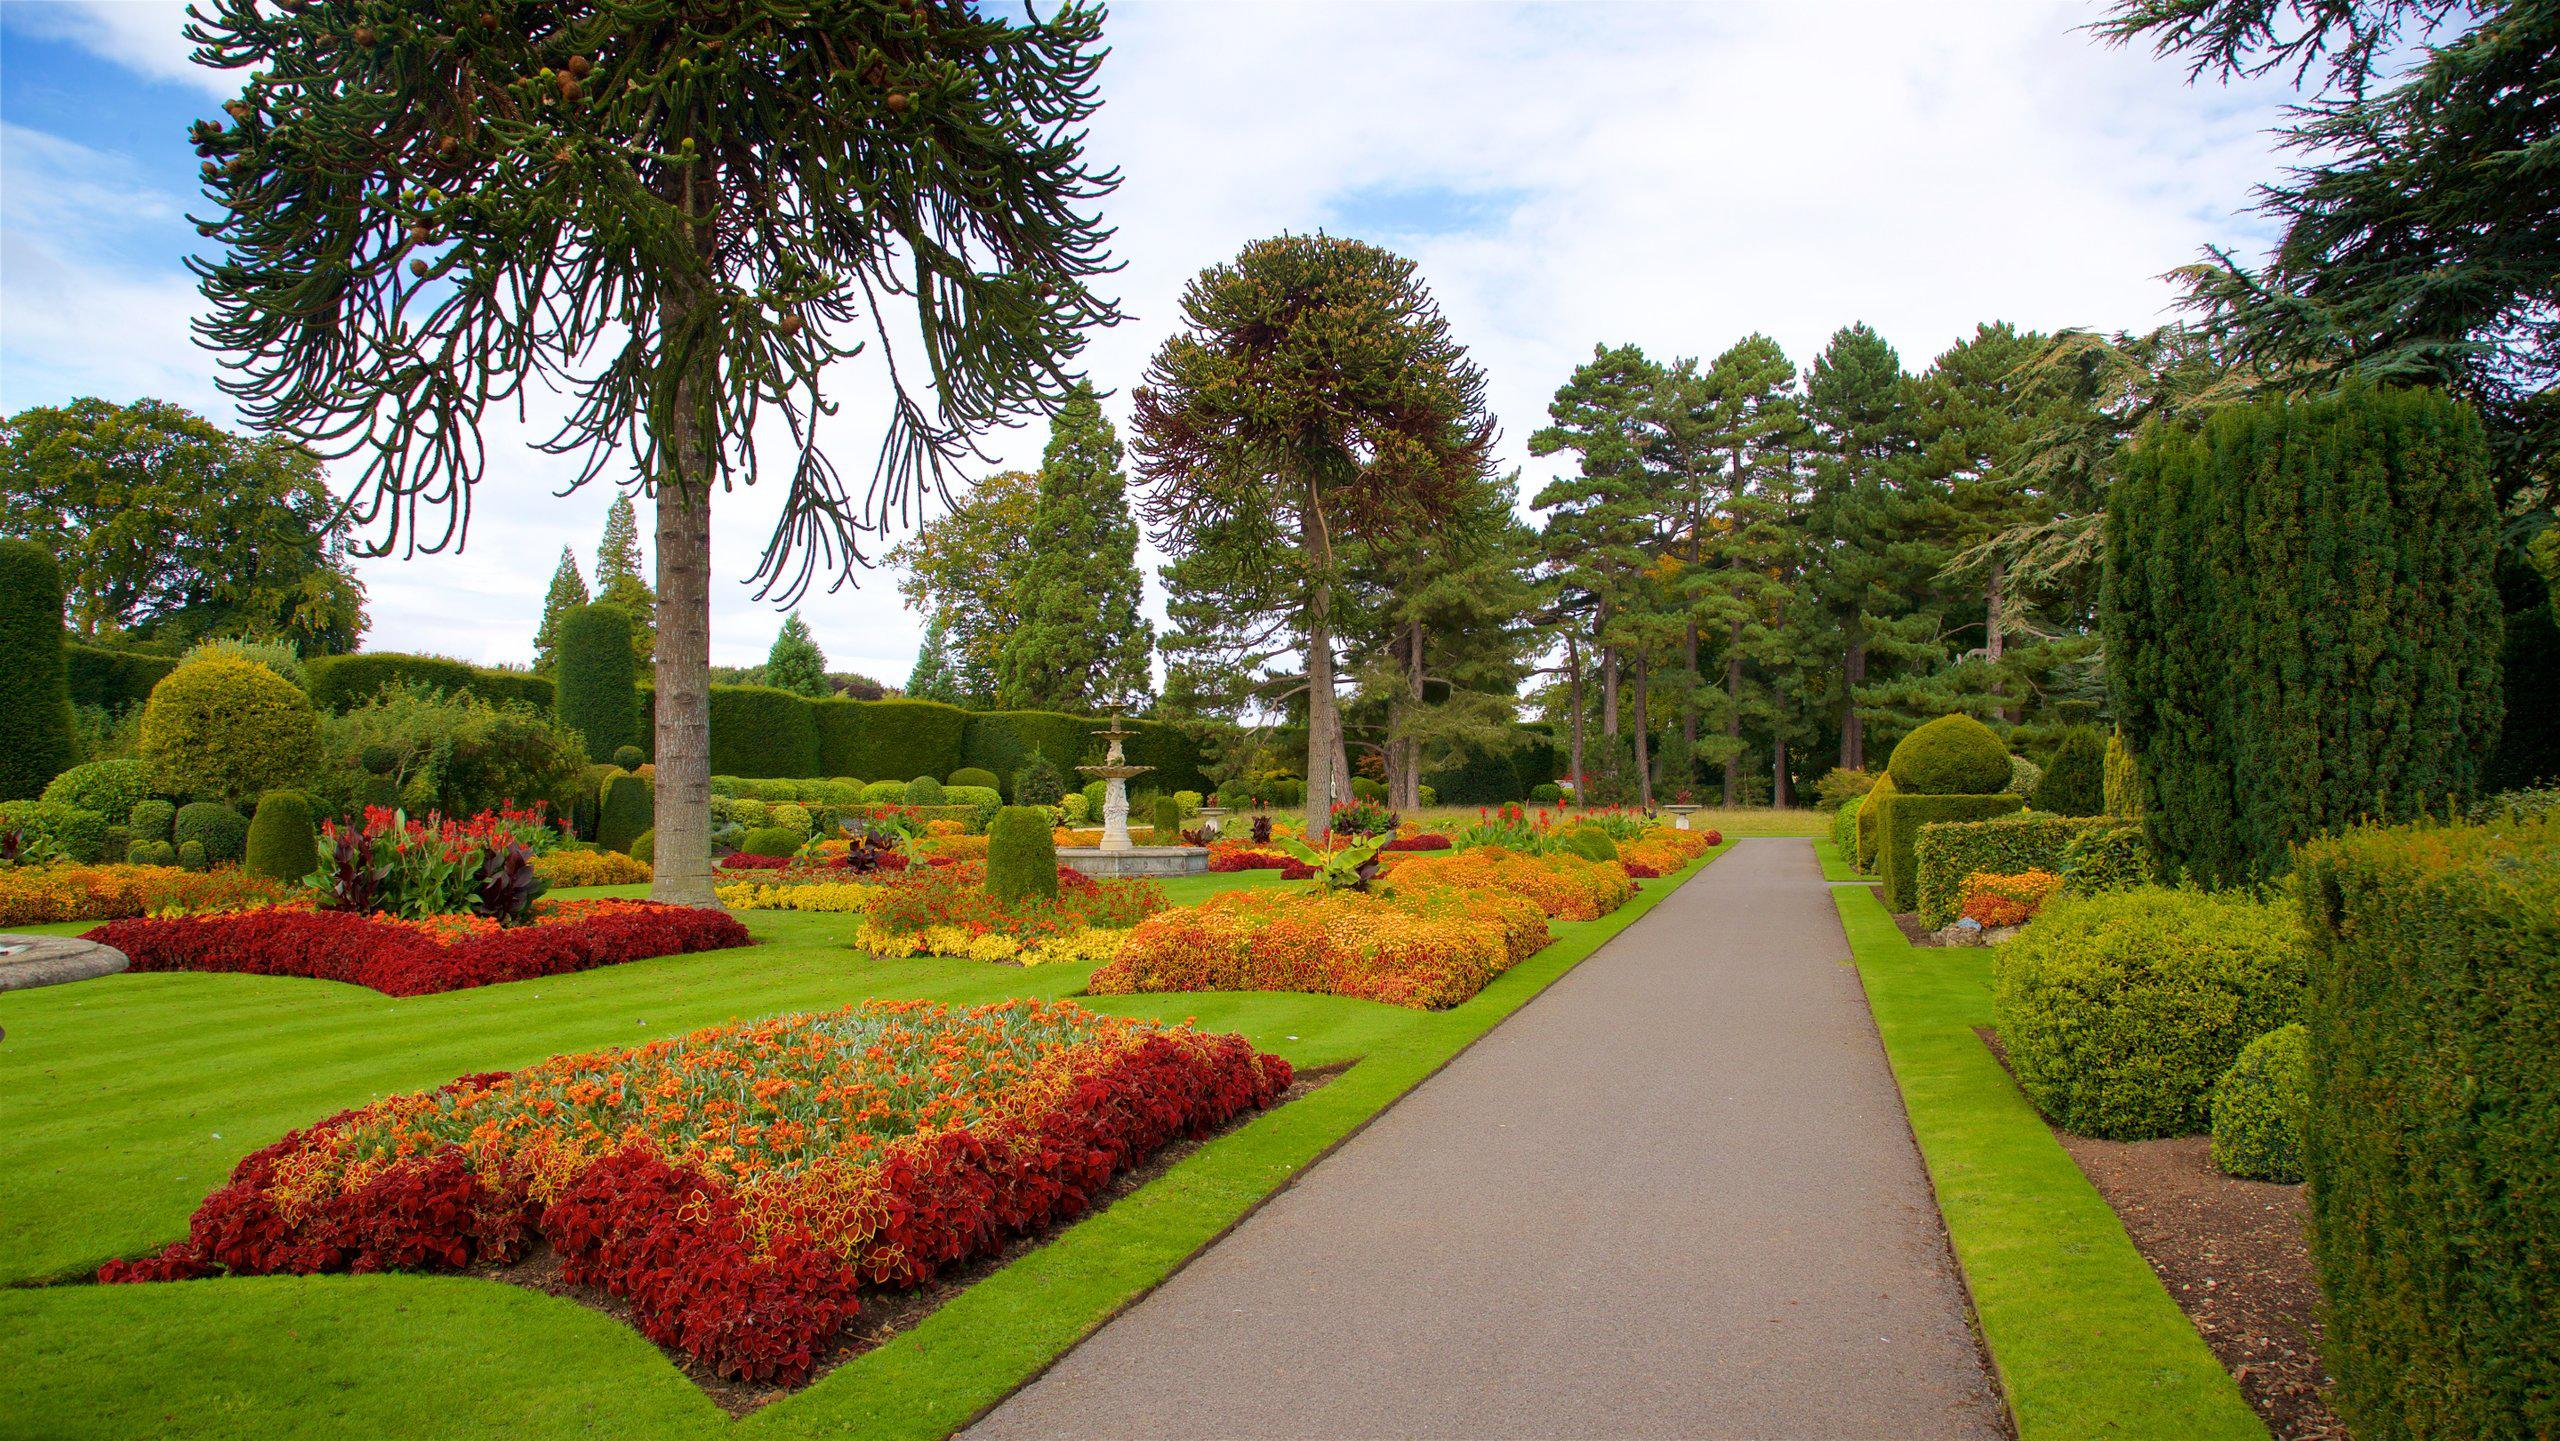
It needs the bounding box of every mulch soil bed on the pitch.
[469,1062,1344,1417]
[1974,1026,2342,1440]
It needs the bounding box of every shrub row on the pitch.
[1912,812,2129,926]
[1871,792,2023,912]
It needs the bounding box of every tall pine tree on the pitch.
[532,547,589,674]
[593,495,656,669]
[764,612,828,697]
[995,384,1155,711]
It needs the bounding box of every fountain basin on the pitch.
[1059,845,1207,879]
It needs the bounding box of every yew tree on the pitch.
[185,0,1121,905]
[1135,234,1494,839]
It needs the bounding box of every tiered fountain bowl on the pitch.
[1058,709,1207,879]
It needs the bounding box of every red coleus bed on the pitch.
[102,999,1290,1384]
[83,901,750,997]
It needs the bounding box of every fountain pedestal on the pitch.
[1061,709,1206,878]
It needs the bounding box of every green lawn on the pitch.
[1814,835,1864,881]
[5,849,1725,1440]
[1832,885,2263,1440]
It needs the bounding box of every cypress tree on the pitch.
[531,547,589,674]
[2104,384,2502,883]
[0,539,77,799]
[554,603,640,764]
[994,384,1155,710]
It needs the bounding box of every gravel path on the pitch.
[966,838,2007,1440]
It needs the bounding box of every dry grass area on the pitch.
[1396,805,1829,838]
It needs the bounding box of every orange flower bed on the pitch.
[1379,846,1635,921]
[1959,869,2064,928]
[0,864,292,928]
[1090,885,1549,1010]
[1619,829,1713,874]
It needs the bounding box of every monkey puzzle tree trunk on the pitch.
[648,267,720,910]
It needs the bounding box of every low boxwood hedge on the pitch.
[1913,812,2127,926]
[1992,887,2305,1139]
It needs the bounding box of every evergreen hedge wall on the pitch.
[0,540,78,800]
[63,641,178,713]
[961,710,1093,800]
[552,605,639,763]
[1871,791,2024,912]
[816,697,967,781]
[709,685,822,778]
[2104,385,2503,885]
[305,652,553,713]
[2298,815,2559,1438]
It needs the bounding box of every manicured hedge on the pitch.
[1426,745,1523,806]
[1115,717,1210,798]
[1829,795,1864,867]
[2297,814,2559,1439]
[597,773,653,855]
[2210,1023,2306,1183]
[1886,714,2012,796]
[961,710,1093,800]
[63,640,177,713]
[1992,887,2305,1139]
[174,801,250,865]
[1871,791,2022,912]
[1855,772,1896,871]
[1913,812,2129,926]
[819,697,969,781]
[708,685,822,778]
[0,540,78,800]
[553,604,640,763]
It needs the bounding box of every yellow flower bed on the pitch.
[1380,846,1635,920]
[854,921,1127,967]
[711,880,880,913]
[0,864,290,927]
[530,850,652,887]
[1091,883,1549,1010]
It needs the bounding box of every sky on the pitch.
[0,0,2300,681]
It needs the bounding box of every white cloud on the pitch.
[4,1,223,97]
[0,0,2301,679]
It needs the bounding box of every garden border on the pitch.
[1831,884,2264,1441]
[741,844,1734,1441]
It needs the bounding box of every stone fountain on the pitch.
[1058,708,1208,878]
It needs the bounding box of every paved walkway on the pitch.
[968,839,2005,1441]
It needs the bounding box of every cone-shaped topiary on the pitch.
[1886,715,2013,796]
[597,772,653,855]
[904,775,947,806]
[140,654,321,805]
[2033,727,2106,817]
[243,790,317,881]
[553,602,639,763]
[2211,1023,2308,1183]
[1151,795,1180,841]
[987,805,1059,903]
[0,540,80,800]
[1013,752,1067,807]
[174,801,250,865]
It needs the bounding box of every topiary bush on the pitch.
[173,801,250,866]
[1873,791,2024,912]
[243,790,317,882]
[2210,1023,2307,1183]
[2007,754,2043,798]
[739,826,801,858]
[0,539,78,801]
[1913,813,2129,927]
[1814,767,1875,812]
[129,838,178,867]
[0,800,110,863]
[1885,714,2013,796]
[1856,773,1896,871]
[630,828,656,865]
[1529,782,1564,803]
[861,780,907,804]
[1151,795,1180,841]
[553,603,640,763]
[127,799,177,845]
[904,775,947,806]
[612,744,645,769]
[597,773,653,855]
[40,759,157,823]
[946,766,999,791]
[1013,752,1067,808]
[2032,726,2105,816]
[768,803,814,841]
[1562,826,1619,863]
[986,805,1060,904]
[140,655,322,805]
[1993,887,2306,1139]
[177,839,207,871]
[1081,779,1109,819]
[2059,826,2152,895]
[2102,729,2141,819]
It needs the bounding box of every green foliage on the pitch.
[173,801,249,865]
[904,775,948,806]
[1856,772,1897,870]
[569,764,618,841]
[986,806,1060,904]
[181,636,306,691]
[177,839,207,872]
[2033,727,2105,816]
[2103,729,2142,819]
[591,498,655,669]
[127,799,176,845]
[530,548,589,674]
[2295,813,2560,1440]
[596,774,653,856]
[552,603,640,764]
[994,384,1156,711]
[62,641,177,714]
[763,612,829,698]
[1529,782,1564,803]
[947,767,999,791]
[823,699,970,784]
[1873,791,2023,911]
[767,803,814,841]
[2105,385,2503,885]
[1993,888,2305,1139]
[1150,795,1180,840]
[140,654,321,805]
[1012,752,1067,808]
[2060,826,2153,896]
[630,829,655,866]
[1914,813,2129,927]
[128,838,178,867]
[611,745,644,769]
[318,682,587,821]
[860,780,908,805]
[1886,715,2014,796]
[1424,745,1524,806]
[1080,779,1109,819]
[946,786,1001,812]
[1815,767,1876,812]
[1561,826,1620,863]
[2209,1024,2307,1183]
[1830,794,1865,866]
[243,790,317,881]
[0,800,110,863]
[738,826,801,858]
[958,710,1090,800]
[707,685,821,778]
[40,759,157,823]
[0,539,78,800]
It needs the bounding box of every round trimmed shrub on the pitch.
[1151,795,1181,840]
[1887,715,2013,796]
[1350,777,1386,803]
[42,759,156,821]
[243,790,317,882]
[174,801,250,865]
[140,654,322,805]
[1530,782,1564,802]
[1059,792,1090,823]
[177,839,207,871]
[1562,826,1620,863]
[612,744,646,769]
[631,828,656,865]
[903,775,947,806]
[0,540,77,801]
[1013,753,1067,807]
[947,766,999,791]
[128,799,177,845]
[862,779,908,804]
[769,803,814,840]
[129,838,178,867]
[740,826,801,858]
[986,805,1059,904]
[552,602,640,762]
[2034,727,2106,817]
[2211,1024,2309,1183]
[1993,887,2306,1139]
[597,773,653,855]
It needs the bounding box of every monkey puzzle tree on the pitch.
[184,0,1121,906]
[1135,234,1495,840]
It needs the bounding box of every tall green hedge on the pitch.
[301,652,555,713]
[553,604,640,762]
[818,698,968,781]
[597,772,653,855]
[709,684,822,777]
[961,710,1093,800]
[0,540,78,800]
[2297,815,2559,1439]
[63,641,178,713]
[1871,790,2023,912]
[1913,812,2128,927]
[243,790,317,881]
[1114,717,1209,797]
[986,805,1059,903]
[2105,385,2503,885]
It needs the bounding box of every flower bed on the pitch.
[101,998,1290,1383]
[1380,833,1454,852]
[530,849,652,888]
[0,863,291,927]
[1090,885,1549,1010]
[1207,841,1313,878]
[856,861,1162,966]
[1380,846,1635,921]
[1959,869,2063,928]
[1618,829,1716,877]
[84,900,750,997]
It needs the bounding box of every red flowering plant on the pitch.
[862,860,1162,945]
[101,999,1290,1383]
[1326,799,1399,838]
